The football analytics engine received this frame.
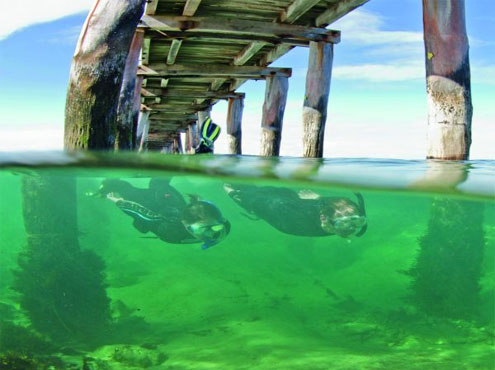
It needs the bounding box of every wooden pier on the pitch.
[65,0,473,160]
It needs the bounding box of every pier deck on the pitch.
[135,0,367,149]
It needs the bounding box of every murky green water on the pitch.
[1,153,494,369]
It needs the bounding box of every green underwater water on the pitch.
[0,154,494,369]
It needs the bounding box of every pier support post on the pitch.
[423,0,472,160]
[227,96,244,155]
[64,0,146,150]
[198,109,211,127]
[116,30,145,150]
[186,123,199,153]
[260,76,288,156]
[136,111,150,152]
[303,41,333,158]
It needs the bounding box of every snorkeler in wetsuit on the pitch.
[195,117,221,154]
[224,184,367,238]
[91,178,230,249]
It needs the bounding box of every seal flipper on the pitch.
[133,218,150,234]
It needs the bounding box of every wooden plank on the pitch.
[183,0,202,16]
[282,0,321,24]
[167,39,183,65]
[303,42,333,158]
[260,76,288,157]
[141,15,341,43]
[146,0,159,15]
[234,41,268,66]
[227,96,244,155]
[423,0,472,159]
[316,0,370,27]
[138,64,292,78]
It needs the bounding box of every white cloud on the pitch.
[0,126,63,152]
[0,0,93,40]
[334,62,425,82]
[332,9,423,46]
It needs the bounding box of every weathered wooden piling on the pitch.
[303,42,334,158]
[260,76,289,157]
[64,0,146,150]
[186,123,199,153]
[423,0,472,160]
[198,109,211,127]
[226,96,244,155]
[136,111,150,152]
[116,30,144,150]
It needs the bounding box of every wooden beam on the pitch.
[146,0,159,15]
[145,30,310,46]
[150,103,210,111]
[282,0,321,24]
[167,39,183,65]
[150,113,197,121]
[140,15,341,44]
[258,44,294,66]
[227,96,244,155]
[423,0,472,159]
[303,42,333,158]
[183,0,202,16]
[260,76,288,157]
[211,79,227,90]
[138,64,292,78]
[234,41,268,66]
[316,0,370,27]
[143,87,245,99]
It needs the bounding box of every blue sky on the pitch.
[0,0,493,158]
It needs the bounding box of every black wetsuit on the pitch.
[101,178,198,244]
[227,185,331,237]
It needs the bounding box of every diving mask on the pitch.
[186,222,228,249]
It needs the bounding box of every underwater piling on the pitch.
[64,0,146,150]
[411,198,485,319]
[226,95,244,155]
[17,176,112,345]
[422,0,472,160]
[260,76,289,156]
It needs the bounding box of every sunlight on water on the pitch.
[0,153,494,369]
